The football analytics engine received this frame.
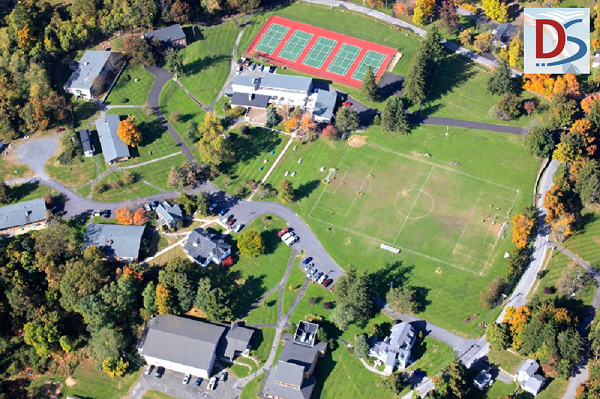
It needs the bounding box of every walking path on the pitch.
[248,136,294,200]
[172,78,209,111]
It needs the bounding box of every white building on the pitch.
[182,228,232,267]
[368,322,416,374]
[515,359,546,396]
[64,51,122,100]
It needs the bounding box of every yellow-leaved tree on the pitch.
[197,112,234,170]
[482,0,509,23]
[511,213,535,248]
[117,116,142,146]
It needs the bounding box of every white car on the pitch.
[183,374,191,384]
[318,274,328,284]
[236,66,242,75]
[307,268,317,278]
[233,224,243,233]
[282,232,297,246]
[207,376,217,390]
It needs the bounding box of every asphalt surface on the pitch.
[16,136,60,179]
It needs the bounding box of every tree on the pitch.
[333,269,373,325]
[165,48,184,76]
[508,37,524,69]
[102,357,129,377]
[503,305,531,350]
[383,371,407,395]
[335,106,360,136]
[266,105,278,127]
[554,142,581,164]
[197,113,234,170]
[525,127,554,158]
[299,117,316,139]
[168,162,200,189]
[368,323,382,338]
[381,96,409,134]
[512,213,535,249]
[439,0,459,34]
[116,206,148,225]
[117,116,142,146]
[487,62,516,95]
[59,247,109,313]
[322,124,338,140]
[403,50,428,105]
[142,281,157,313]
[497,93,521,120]
[0,182,10,204]
[571,119,598,156]
[23,311,60,357]
[278,178,295,204]
[194,278,234,322]
[557,262,592,297]
[354,334,370,358]
[576,160,600,205]
[155,283,176,315]
[458,29,472,46]
[524,101,536,116]
[171,1,192,23]
[159,257,200,312]
[360,66,378,101]
[237,228,265,257]
[413,0,435,24]
[482,0,509,22]
[480,276,507,310]
[330,303,358,330]
[89,327,124,364]
[486,322,511,350]
[474,31,493,53]
[123,36,156,66]
[549,92,578,129]
[283,116,299,133]
[386,286,418,314]
[185,120,199,143]
[432,360,470,398]
[59,335,73,353]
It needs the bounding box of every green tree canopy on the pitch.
[549,92,578,129]
[360,66,378,101]
[237,228,265,257]
[525,126,555,158]
[386,286,418,314]
[278,178,295,204]
[487,61,516,95]
[381,96,409,134]
[353,334,370,358]
[197,113,234,171]
[576,159,600,205]
[335,106,360,135]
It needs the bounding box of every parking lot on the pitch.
[130,364,241,399]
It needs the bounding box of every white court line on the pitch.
[394,166,435,244]
[452,191,484,254]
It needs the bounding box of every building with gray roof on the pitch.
[261,74,313,94]
[138,315,225,379]
[368,321,416,374]
[516,359,546,396]
[94,115,131,164]
[182,228,231,267]
[231,93,270,109]
[232,75,261,92]
[217,323,254,360]
[155,201,183,228]
[0,198,47,236]
[82,223,145,262]
[64,51,122,100]
[78,129,95,157]
[263,325,327,399]
[312,90,337,123]
[143,24,187,47]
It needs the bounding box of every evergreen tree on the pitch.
[525,127,555,158]
[487,61,516,95]
[353,334,370,358]
[381,96,410,134]
[549,92,578,129]
[360,66,378,101]
[165,48,184,76]
[335,106,360,135]
[0,182,10,204]
[266,105,278,127]
[403,49,428,105]
[576,160,600,205]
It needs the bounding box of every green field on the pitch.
[71,99,101,131]
[46,156,98,187]
[106,108,179,166]
[91,170,161,202]
[213,127,288,197]
[241,373,264,399]
[245,289,279,324]
[267,124,539,336]
[282,256,306,315]
[409,336,457,377]
[250,327,276,366]
[179,23,239,106]
[488,349,525,374]
[142,391,177,399]
[560,210,600,268]
[104,63,155,105]
[10,183,51,204]
[130,152,188,190]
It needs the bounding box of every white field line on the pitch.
[452,191,484,254]
[248,136,294,201]
[341,159,379,217]
[394,166,435,244]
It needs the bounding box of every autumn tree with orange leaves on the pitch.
[283,116,299,133]
[117,116,142,146]
[116,207,148,226]
[512,213,535,248]
[569,119,598,156]
[522,74,579,99]
[503,305,531,350]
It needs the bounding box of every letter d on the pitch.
[536,19,566,58]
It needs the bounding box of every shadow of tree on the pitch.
[295,180,321,202]
[184,26,205,45]
[370,261,414,297]
[312,340,339,397]
[10,183,39,203]
[261,227,282,256]
[184,54,230,76]
[219,127,283,176]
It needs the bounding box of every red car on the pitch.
[277,228,290,238]
[342,101,352,107]
[55,127,65,132]
[226,218,236,227]
[322,278,333,287]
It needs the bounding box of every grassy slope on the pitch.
[560,210,600,269]
[131,153,188,190]
[104,63,155,105]
[91,170,161,202]
[46,156,98,187]
[251,327,276,366]
[265,124,539,336]
[241,373,264,399]
[10,183,51,203]
[488,349,526,374]
[245,289,279,324]
[179,22,239,106]
[409,336,457,378]
[142,391,177,399]
[282,256,306,315]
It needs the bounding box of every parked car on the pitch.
[219,208,227,216]
[244,59,251,67]
[233,224,244,233]
[258,64,265,71]
[313,272,323,282]
[220,372,228,382]
[103,210,111,219]
[322,278,333,287]
[282,232,297,246]
[209,203,218,212]
[302,256,313,265]
[183,374,191,384]
[250,63,256,70]
[343,101,352,107]
[195,377,203,386]
[307,268,317,278]
[207,376,217,390]
[226,218,236,227]
[269,66,276,73]
[144,365,154,375]
[236,66,242,75]
[155,366,165,378]
[144,203,152,212]
[304,262,314,271]
[318,274,328,284]
[277,227,291,238]
[55,127,65,133]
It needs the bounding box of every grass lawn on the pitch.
[228,214,292,316]
[245,289,279,325]
[72,99,101,131]
[130,152,188,190]
[241,373,264,399]
[142,391,177,399]
[560,209,600,269]
[147,245,187,266]
[282,256,306,315]
[91,170,161,202]
[419,55,548,127]
[10,183,51,203]
[158,79,206,149]
[230,363,252,378]
[179,23,239,106]
[213,127,288,197]
[265,123,540,336]
[46,156,98,187]
[488,349,526,374]
[409,336,457,378]
[105,63,155,105]
[485,380,519,398]
[0,151,32,181]
[106,108,179,166]
[535,377,569,399]
[30,361,143,399]
[250,327,276,366]
[76,185,91,198]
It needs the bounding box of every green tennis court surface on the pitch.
[303,37,337,69]
[351,50,387,81]
[327,43,361,76]
[255,24,289,54]
[278,30,313,61]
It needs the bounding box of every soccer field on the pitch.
[308,145,519,275]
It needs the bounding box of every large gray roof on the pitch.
[0,198,46,230]
[231,93,270,109]
[156,201,183,224]
[183,228,231,265]
[95,115,130,163]
[261,74,312,93]
[139,315,226,372]
[65,51,112,91]
[517,359,540,377]
[233,75,261,89]
[313,90,337,121]
[274,360,305,387]
[218,324,254,359]
[144,24,186,43]
[279,334,327,373]
[82,223,145,259]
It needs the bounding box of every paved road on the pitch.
[16,136,60,180]
[411,115,529,135]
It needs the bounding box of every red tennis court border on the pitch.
[245,16,397,89]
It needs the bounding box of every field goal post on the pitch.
[323,167,337,184]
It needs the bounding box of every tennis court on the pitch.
[303,37,337,69]
[327,44,361,76]
[352,50,388,81]
[254,23,289,54]
[278,30,313,61]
